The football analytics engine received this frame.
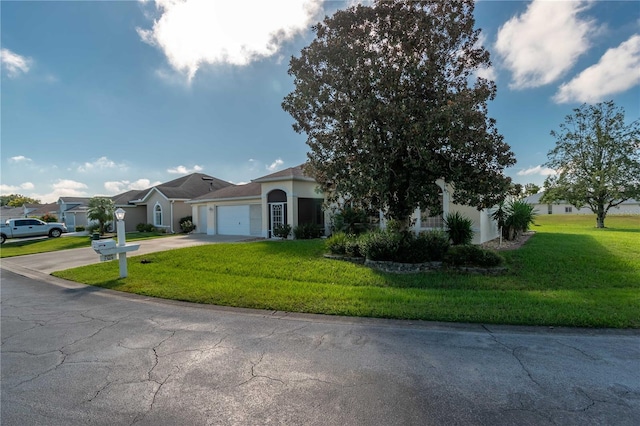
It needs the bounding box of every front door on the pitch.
[270,203,284,237]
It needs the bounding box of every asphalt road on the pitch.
[1,236,639,425]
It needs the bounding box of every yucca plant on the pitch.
[444,212,474,245]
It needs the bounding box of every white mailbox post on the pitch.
[91,208,140,278]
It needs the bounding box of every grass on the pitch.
[0,232,168,258]
[50,215,640,328]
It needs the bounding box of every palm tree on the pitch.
[87,197,115,235]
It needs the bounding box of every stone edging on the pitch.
[323,254,508,275]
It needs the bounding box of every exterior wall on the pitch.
[145,192,172,233]
[121,206,147,232]
[172,201,192,233]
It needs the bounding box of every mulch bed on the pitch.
[481,231,535,251]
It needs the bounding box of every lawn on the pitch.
[53,215,640,328]
[0,232,168,258]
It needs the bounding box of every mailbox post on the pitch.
[115,208,128,278]
[91,209,139,278]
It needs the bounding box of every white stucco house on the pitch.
[188,165,326,238]
[189,167,500,244]
[523,192,640,215]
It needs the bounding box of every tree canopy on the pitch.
[87,197,115,235]
[282,0,515,228]
[1,194,41,207]
[542,101,640,228]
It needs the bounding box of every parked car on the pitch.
[1,218,68,244]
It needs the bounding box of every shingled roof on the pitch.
[113,173,233,204]
[190,182,262,202]
[252,164,314,183]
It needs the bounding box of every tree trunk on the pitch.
[596,206,606,228]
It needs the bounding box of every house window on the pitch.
[565,206,573,213]
[420,193,444,228]
[154,204,163,226]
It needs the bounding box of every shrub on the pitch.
[444,245,504,268]
[293,223,324,239]
[492,200,537,240]
[415,230,450,262]
[86,223,100,234]
[326,232,348,255]
[180,220,196,233]
[40,213,58,223]
[344,235,363,258]
[179,216,196,233]
[273,223,292,239]
[75,225,86,232]
[332,205,370,235]
[444,212,474,245]
[359,229,403,261]
[136,223,157,233]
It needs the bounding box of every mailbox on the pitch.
[92,239,117,255]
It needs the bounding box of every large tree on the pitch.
[1,194,41,207]
[282,0,515,229]
[542,101,640,228]
[87,197,115,235]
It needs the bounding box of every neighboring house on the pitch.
[523,192,640,215]
[188,165,326,238]
[0,206,28,221]
[188,168,499,244]
[114,173,233,233]
[57,197,92,231]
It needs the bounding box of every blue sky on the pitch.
[2,0,639,203]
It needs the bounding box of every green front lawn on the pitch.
[0,232,168,258]
[52,215,640,328]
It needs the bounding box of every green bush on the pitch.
[326,232,348,255]
[86,223,100,234]
[136,223,157,233]
[344,235,363,258]
[332,205,370,235]
[492,200,537,240]
[359,230,404,261]
[179,216,196,233]
[443,245,504,268]
[273,223,292,239]
[414,230,450,262]
[444,212,474,245]
[40,213,58,223]
[293,223,324,239]
[75,225,86,232]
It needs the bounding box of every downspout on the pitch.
[170,200,175,234]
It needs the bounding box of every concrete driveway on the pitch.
[1,237,639,425]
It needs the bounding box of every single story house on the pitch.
[523,192,640,215]
[114,173,233,233]
[188,165,326,238]
[57,197,92,231]
[189,168,499,244]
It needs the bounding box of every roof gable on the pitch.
[252,164,315,183]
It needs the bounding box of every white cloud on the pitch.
[9,155,32,163]
[1,48,32,78]
[266,158,284,172]
[517,165,557,177]
[554,34,640,103]
[137,0,323,81]
[77,156,124,172]
[29,180,89,203]
[0,182,35,193]
[167,164,203,174]
[495,0,595,89]
[104,178,159,194]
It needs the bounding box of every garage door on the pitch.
[217,205,251,235]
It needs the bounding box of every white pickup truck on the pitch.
[1,218,68,244]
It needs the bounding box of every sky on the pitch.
[1,0,639,203]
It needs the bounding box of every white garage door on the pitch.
[217,205,251,235]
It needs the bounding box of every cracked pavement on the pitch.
[2,262,640,425]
